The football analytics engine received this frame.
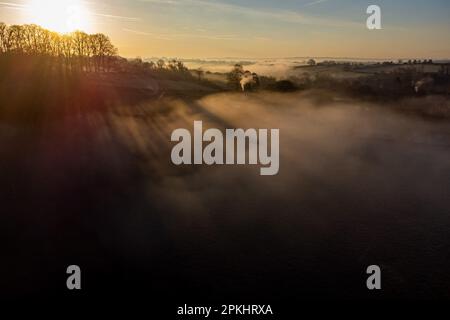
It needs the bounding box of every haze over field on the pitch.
[180,57,450,79]
[2,90,450,298]
[1,0,450,303]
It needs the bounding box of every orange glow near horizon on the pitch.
[0,0,445,59]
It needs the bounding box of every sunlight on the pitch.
[26,0,92,33]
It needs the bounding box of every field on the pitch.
[1,0,450,309]
[1,58,450,299]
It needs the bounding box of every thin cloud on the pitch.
[0,1,26,10]
[123,27,243,41]
[304,0,330,7]
[92,13,141,22]
[138,0,359,28]
[122,28,173,40]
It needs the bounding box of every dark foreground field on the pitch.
[1,76,450,305]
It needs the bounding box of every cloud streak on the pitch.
[138,0,360,28]
[123,27,243,41]
[304,0,330,7]
[0,1,26,10]
[92,13,141,22]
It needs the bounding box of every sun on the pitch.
[26,0,91,33]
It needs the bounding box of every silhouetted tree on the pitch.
[307,59,316,66]
[227,64,244,90]
[157,59,165,69]
[0,22,193,77]
[194,68,204,80]
[0,22,8,53]
[0,22,118,73]
[176,61,188,72]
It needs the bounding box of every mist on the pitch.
[2,89,450,299]
[101,90,450,299]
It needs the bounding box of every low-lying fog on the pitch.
[107,90,450,298]
[183,58,303,78]
[3,90,450,298]
[182,57,393,78]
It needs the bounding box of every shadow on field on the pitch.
[1,87,450,301]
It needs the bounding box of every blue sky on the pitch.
[1,0,449,58]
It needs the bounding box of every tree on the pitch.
[176,61,188,72]
[89,33,117,72]
[167,59,178,71]
[60,34,74,69]
[0,22,7,53]
[157,59,166,69]
[0,22,114,73]
[193,68,204,80]
[307,59,316,66]
[8,25,24,53]
[227,64,244,90]
[72,31,90,70]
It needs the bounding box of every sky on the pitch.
[1,0,449,59]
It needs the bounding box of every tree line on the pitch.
[0,22,117,72]
[123,57,189,73]
[0,22,195,76]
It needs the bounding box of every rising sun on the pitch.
[27,0,91,33]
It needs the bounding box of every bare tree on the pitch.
[194,68,204,80]
[8,25,24,53]
[0,22,116,73]
[157,59,166,69]
[307,59,316,66]
[0,22,7,53]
